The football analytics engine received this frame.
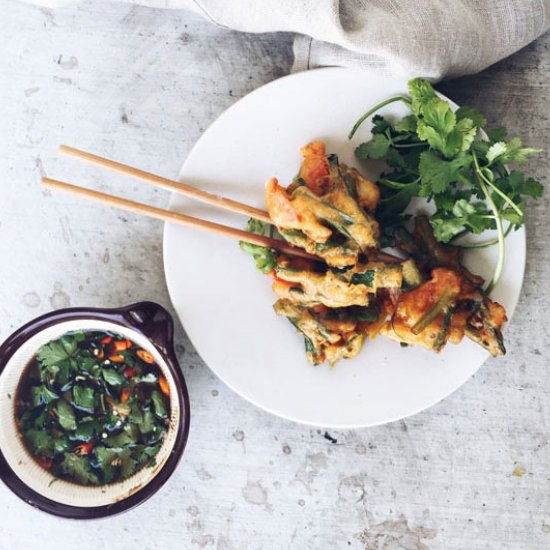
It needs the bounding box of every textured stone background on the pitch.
[0,1,549,548]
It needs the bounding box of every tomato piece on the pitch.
[136,350,155,364]
[159,375,170,397]
[113,339,132,352]
[74,442,94,456]
[120,387,130,403]
[298,141,330,195]
[100,336,112,345]
[123,367,136,378]
[271,278,296,298]
[35,456,52,470]
[265,178,301,225]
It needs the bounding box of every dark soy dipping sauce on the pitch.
[15,330,171,486]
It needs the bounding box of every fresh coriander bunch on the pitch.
[349,78,543,293]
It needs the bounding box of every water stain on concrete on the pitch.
[53,76,72,85]
[294,452,328,494]
[356,516,437,550]
[232,430,244,442]
[23,292,40,308]
[242,480,269,509]
[59,216,73,244]
[57,55,78,70]
[34,156,46,178]
[338,474,366,504]
[196,466,214,481]
[186,505,199,517]
[49,284,71,309]
[186,517,215,548]
[355,443,367,455]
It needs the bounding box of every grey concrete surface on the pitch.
[0,1,549,548]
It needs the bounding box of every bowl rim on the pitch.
[0,301,190,519]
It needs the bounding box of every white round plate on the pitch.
[163,68,525,428]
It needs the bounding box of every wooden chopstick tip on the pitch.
[58,144,74,156]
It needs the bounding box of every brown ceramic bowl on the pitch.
[0,302,190,518]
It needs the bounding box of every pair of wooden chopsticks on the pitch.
[42,146,318,261]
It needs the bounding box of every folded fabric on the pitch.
[28,0,550,79]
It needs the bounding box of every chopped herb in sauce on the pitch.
[15,330,170,486]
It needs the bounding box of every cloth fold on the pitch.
[27,0,550,79]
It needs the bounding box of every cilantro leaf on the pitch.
[455,106,487,128]
[418,151,471,194]
[93,446,119,483]
[120,453,139,479]
[501,206,524,226]
[102,368,124,386]
[104,431,134,448]
[60,453,99,485]
[485,142,507,165]
[134,443,161,466]
[56,399,77,431]
[24,429,54,457]
[31,384,59,407]
[138,410,156,435]
[94,446,138,482]
[431,200,494,242]
[394,115,417,133]
[487,127,507,142]
[135,372,157,384]
[434,189,472,212]
[73,384,97,413]
[79,357,99,375]
[408,78,437,114]
[53,436,71,454]
[37,341,72,368]
[517,177,543,198]
[429,216,465,243]
[354,134,390,159]
[452,117,477,152]
[416,121,448,154]
[151,390,168,419]
[487,138,542,165]
[421,98,456,136]
[70,420,97,442]
[417,113,475,158]
[371,114,391,134]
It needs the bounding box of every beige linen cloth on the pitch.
[31,0,550,79]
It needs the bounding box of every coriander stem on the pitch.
[477,163,523,217]
[392,142,426,149]
[473,152,505,294]
[348,96,411,140]
[457,223,513,249]
[379,176,420,189]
